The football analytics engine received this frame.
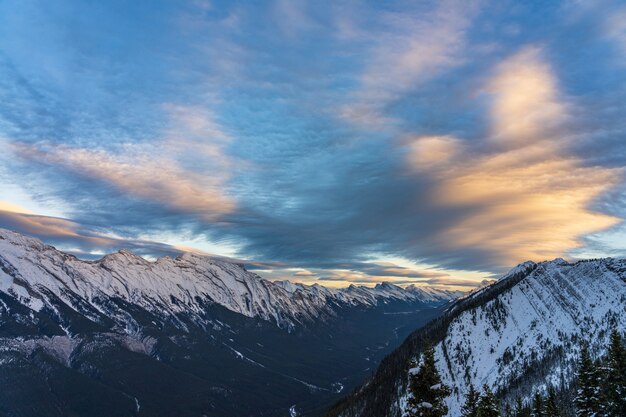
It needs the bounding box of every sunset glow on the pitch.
[1,1,625,287]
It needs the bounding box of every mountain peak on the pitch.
[328,256,626,417]
[0,227,48,250]
[374,282,399,290]
[0,229,462,330]
[498,260,537,281]
[102,248,146,261]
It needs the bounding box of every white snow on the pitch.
[0,228,461,331]
[400,258,626,416]
[332,382,344,393]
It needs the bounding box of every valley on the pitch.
[0,228,457,416]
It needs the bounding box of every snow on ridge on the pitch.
[498,260,537,282]
[0,228,460,330]
[399,256,626,417]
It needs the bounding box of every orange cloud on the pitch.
[406,46,622,266]
[172,245,211,256]
[407,135,462,172]
[0,201,33,215]
[486,46,568,147]
[0,206,112,247]
[9,105,236,221]
[0,205,202,258]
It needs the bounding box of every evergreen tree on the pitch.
[503,402,513,417]
[575,344,602,417]
[545,386,560,417]
[477,384,500,417]
[406,345,451,417]
[532,392,544,417]
[461,384,480,417]
[604,328,626,417]
[514,397,526,417]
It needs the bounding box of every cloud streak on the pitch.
[406,46,622,266]
[1,1,626,288]
[340,0,480,126]
[0,207,182,258]
[9,105,236,221]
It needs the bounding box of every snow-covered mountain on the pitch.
[0,228,462,417]
[327,257,626,417]
[0,228,461,331]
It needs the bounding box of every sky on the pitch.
[1,0,625,289]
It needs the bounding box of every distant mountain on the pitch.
[0,228,460,330]
[0,228,462,417]
[325,257,626,417]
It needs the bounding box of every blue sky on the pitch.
[1,0,625,288]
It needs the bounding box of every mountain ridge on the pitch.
[325,256,626,417]
[0,227,462,332]
[0,228,462,416]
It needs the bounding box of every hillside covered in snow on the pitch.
[0,228,460,331]
[326,257,626,417]
[0,228,460,417]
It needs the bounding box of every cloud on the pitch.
[605,5,626,61]
[314,267,477,289]
[0,207,182,258]
[0,201,33,215]
[405,46,622,267]
[345,262,452,280]
[0,204,483,289]
[407,135,462,172]
[293,270,315,276]
[340,0,480,126]
[9,105,236,221]
[485,46,568,147]
[0,207,98,243]
[2,1,625,289]
[312,261,455,285]
[272,0,318,37]
[418,277,492,288]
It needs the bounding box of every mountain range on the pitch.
[0,228,461,417]
[7,227,622,417]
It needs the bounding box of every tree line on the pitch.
[405,329,626,417]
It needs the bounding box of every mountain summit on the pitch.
[0,228,461,417]
[0,228,461,331]
[326,257,626,417]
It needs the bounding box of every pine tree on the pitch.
[406,345,451,417]
[476,384,500,417]
[504,402,513,417]
[545,386,560,417]
[575,344,602,417]
[461,384,480,417]
[532,392,544,417]
[605,328,626,417]
[514,397,526,417]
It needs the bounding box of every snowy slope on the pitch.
[0,228,460,330]
[0,228,466,417]
[328,258,626,417]
[405,259,626,415]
